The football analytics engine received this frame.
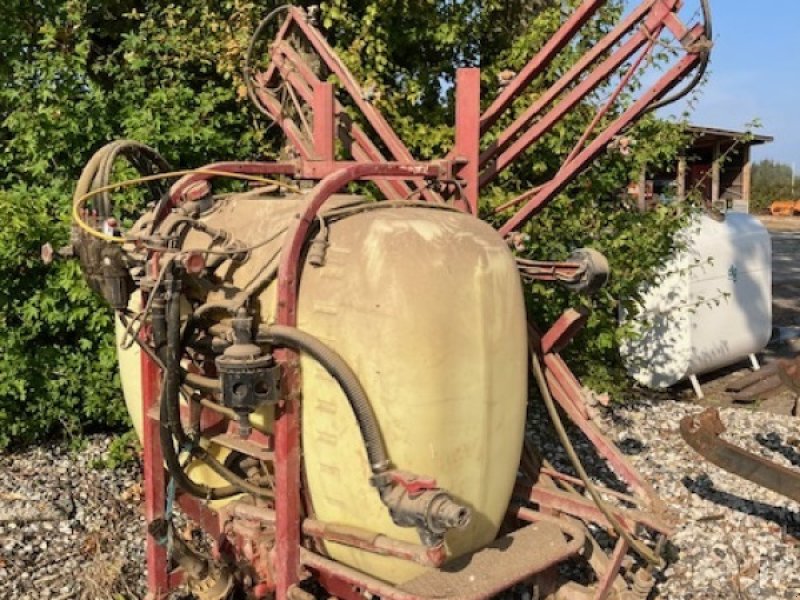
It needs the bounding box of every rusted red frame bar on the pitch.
[499,43,702,235]
[313,82,336,162]
[593,538,629,600]
[142,326,168,600]
[563,34,657,167]
[285,8,417,168]
[301,513,583,600]
[542,351,667,513]
[478,0,666,175]
[260,10,441,204]
[272,161,447,599]
[479,0,607,133]
[266,44,411,200]
[481,3,675,185]
[518,482,673,535]
[453,68,481,214]
[141,254,168,600]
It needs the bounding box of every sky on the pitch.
[658,1,800,165]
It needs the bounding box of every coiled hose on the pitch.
[74,140,171,219]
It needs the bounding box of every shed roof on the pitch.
[686,125,773,147]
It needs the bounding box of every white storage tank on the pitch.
[620,213,772,391]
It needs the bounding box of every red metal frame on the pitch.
[139,1,710,598]
[141,258,169,600]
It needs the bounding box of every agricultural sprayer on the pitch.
[70,1,711,598]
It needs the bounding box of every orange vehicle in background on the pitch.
[770,199,800,216]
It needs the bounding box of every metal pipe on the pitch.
[498,43,703,235]
[529,347,663,566]
[300,549,420,600]
[229,503,444,568]
[479,0,607,133]
[478,0,662,173]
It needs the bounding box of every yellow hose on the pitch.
[72,168,301,243]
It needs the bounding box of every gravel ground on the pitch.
[553,397,800,599]
[0,437,146,600]
[1,400,799,599]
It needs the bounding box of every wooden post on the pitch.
[711,141,721,210]
[676,156,687,203]
[742,145,752,213]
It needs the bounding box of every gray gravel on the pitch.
[555,398,800,599]
[1,400,799,599]
[0,436,145,600]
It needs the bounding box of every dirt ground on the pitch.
[670,215,800,415]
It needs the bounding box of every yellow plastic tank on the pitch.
[117,192,528,584]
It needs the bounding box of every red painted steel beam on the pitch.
[287,8,420,167]
[141,263,170,600]
[272,42,414,200]
[593,538,629,600]
[271,162,444,600]
[302,549,420,600]
[537,468,643,506]
[313,83,336,161]
[542,353,668,513]
[479,0,606,133]
[272,345,301,600]
[251,82,316,160]
[498,43,702,235]
[273,43,412,200]
[454,68,481,214]
[297,161,447,180]
[259,10,296,86]
[177,495,222,539]
[481,15,667,186]
[540,309,588,355]
[280,7,439,206]
[543,353,590,420]
[478,0,664,175]
[520,484,673,535]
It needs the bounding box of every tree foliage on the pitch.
[751,159,800,214]
[0,0,692,447]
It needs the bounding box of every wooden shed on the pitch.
[631,125,773,213]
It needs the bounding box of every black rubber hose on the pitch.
[159,276,239,499]
[160,276,273,499]
[164,278,189,449]
[158,384,239,500]
[151,297,168,364]
[648,0,712,112]
[260,325,390,475]
[74,140,171,219]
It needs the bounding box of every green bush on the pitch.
[0,0,691,447]
[0,0,264,448]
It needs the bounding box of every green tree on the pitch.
[751,159,800,213]
[0,0,692,447]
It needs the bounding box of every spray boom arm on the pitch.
[235,0,711,235]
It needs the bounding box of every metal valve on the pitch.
[215,310,280,437]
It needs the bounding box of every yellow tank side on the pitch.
[117,196,528,584]
[295,208,527,583]
[115,291,144,442]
